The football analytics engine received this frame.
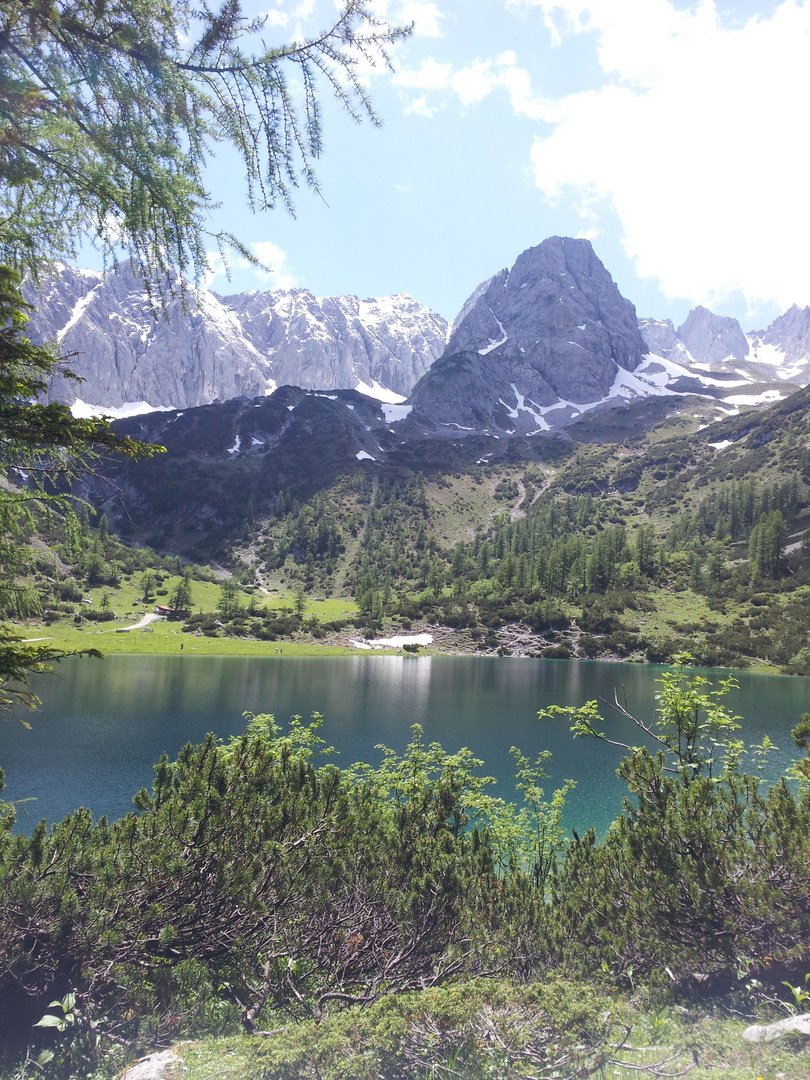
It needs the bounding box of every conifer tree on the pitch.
[0,267,153,711]
[0,0,409,290]
[0,1,407,712]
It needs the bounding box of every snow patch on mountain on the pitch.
[70,399,173,419]
[355,379,406,404]
[382,403,412,423]
[478,314,508,356]
[725,390,785,406]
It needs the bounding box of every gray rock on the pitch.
[637,317,694,364]
[749,304,810,364]
[118,1047,180,1079]
[410,236,647,432]
[218,288,446,398]
[25,264,447,411]
[743,1013,810,1042]
[676,305,749,363]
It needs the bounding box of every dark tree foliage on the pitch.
[0,719,534,1053]
[0,267,154,712]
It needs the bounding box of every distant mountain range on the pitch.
[638,304,810,409]
[79,236,810,555]
[26,238,810,432]
[26,262,448,412]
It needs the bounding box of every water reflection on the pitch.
[1,656,804,836]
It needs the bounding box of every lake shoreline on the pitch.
[21,619,784,674]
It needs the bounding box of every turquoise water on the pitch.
[2,655,806,834]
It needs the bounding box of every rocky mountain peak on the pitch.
[676,305,749,363]
[25,264,448,412]
[749,304,810,362]
[409,237,648,433]
[447,236,644,384]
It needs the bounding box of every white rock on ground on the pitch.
[118,1047,180,1079]
[743,1014,810,1042]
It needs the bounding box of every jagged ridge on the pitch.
[25,263,448,412]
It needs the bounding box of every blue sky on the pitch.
[173,2,810,330]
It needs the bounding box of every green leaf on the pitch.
[34,1014,66,1029]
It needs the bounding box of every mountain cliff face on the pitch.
[676,306,750,363]
[25,263,447,411]
[217,288,444,400]
[638,303,810,393]
[408,237,651,433]
[748,304,810,366]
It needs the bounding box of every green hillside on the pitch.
[10,385,810,672]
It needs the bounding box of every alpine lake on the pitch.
[2,655,807,836]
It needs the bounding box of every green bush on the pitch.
[0,721,545,1056]
[545,667,810,981]
[2,672,810,1069]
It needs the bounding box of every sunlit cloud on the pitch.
[205,242,297,291]
[513,0,810,310]
[403,94,438,117]
[263,9,289,27]
[368,0,445,36]
[397,2,445,37]
[392,51,554,118]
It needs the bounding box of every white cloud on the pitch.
[450,59,495,106]
[251,241,297,289]
[397,2,445,37]
[392,51,554,118]
[371,1,444,34]
[403,94,438,117]
[263,9,289,27]
[261,0,303,27]
[392,56,453,90]
[495,53,559,121]
[205,242,297,291]
[518,0,810,310]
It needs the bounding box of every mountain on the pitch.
[748,304,810,372]
[407,237,706,434]
[28,242,810,432]
[676,306,750,363]
[78,363,810,677]
[638,303,810,408]
[219,288,445,402]
[28,236,810,678]
[85,235,810,565]
[97,235,796,527]
[25,262,448,412]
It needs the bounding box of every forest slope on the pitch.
[20,382,805,672]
